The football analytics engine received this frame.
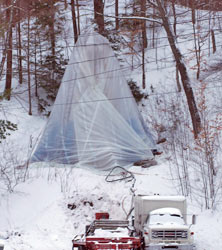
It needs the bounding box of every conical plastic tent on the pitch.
[31,32,157,170]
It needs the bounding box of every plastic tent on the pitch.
[31,32,157,170]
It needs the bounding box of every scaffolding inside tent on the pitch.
[31,32,157,170]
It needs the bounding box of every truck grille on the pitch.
[151,230,188,239]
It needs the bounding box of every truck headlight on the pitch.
[181,231,188,238]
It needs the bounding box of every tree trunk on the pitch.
[211,29,216,54]
[94,0,104,34]
[17,0,22,84]
[191,0,200,80]
[190,0,196,25]
[64,0,68,9]
[171,0,177,36]
[5,0,13,100]
[155,0,201,138]
[49,0,56,73]
[115,0,119,30]
[141,0,147,89]
[27,4,32,115]
[192,18,200,80]
[76,0,80,35]
[38,32,43,65]
[141,0,147,48]
[0,0,13,82]
[142,41,146,89]
[5,26,12,100]
[34,30,38,97]
[71,0,78,43]
[152,7,156,48]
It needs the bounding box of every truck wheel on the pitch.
[140,237,145,250]
[79,246,86,250]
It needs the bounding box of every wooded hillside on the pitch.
[1,0,222,209]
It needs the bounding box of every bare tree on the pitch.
[147,0,201,138]
[71,0,78,43]
[76,0,80,35]
[48,0,56,73]
[191,2,201,80]
[0,2,13,80]
[16,0,23,84]
[115,0,119,30]
[171,0,177,36]
[211,29,216,53]
[141,0,147,48]
[94,0,104,34]
[4,0,14,100]
[64,0,68,9]
[27,3,32,116]
[141,0,147,89]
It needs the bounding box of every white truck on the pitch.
[134,195,196,250]
[72,195,196,250]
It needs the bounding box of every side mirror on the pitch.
[192,214,196,225]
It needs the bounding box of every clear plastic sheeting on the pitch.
[31,32,157,170]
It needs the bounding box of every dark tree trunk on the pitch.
[5,0,13,100]
[38,32,43,65]
[115,0,119,30]
[171,0,177,35]
[64,0,68,9]
[0,1,9,80]
[17,0,23,84]
[141,0,147,89]
[192,13,200,80]
[34,30,38,97]
[27,4,32,115]
[76,0,80,35]
[142,43,146,89]
[71,0,78,43]
[156,0,201,138]
[94,0,105,34]
[49,0,56,73]
[190,0,196,24]
[5,27,12,100]
[141,0,147,48]
[211,29,216,53]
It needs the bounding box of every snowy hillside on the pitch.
[1,163,222,250]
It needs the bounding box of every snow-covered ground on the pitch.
[0,160,222,250]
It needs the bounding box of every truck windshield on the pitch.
[148,213,185,225]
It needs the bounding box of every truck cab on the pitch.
[143,207,194,249]
[134,195,195,250]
